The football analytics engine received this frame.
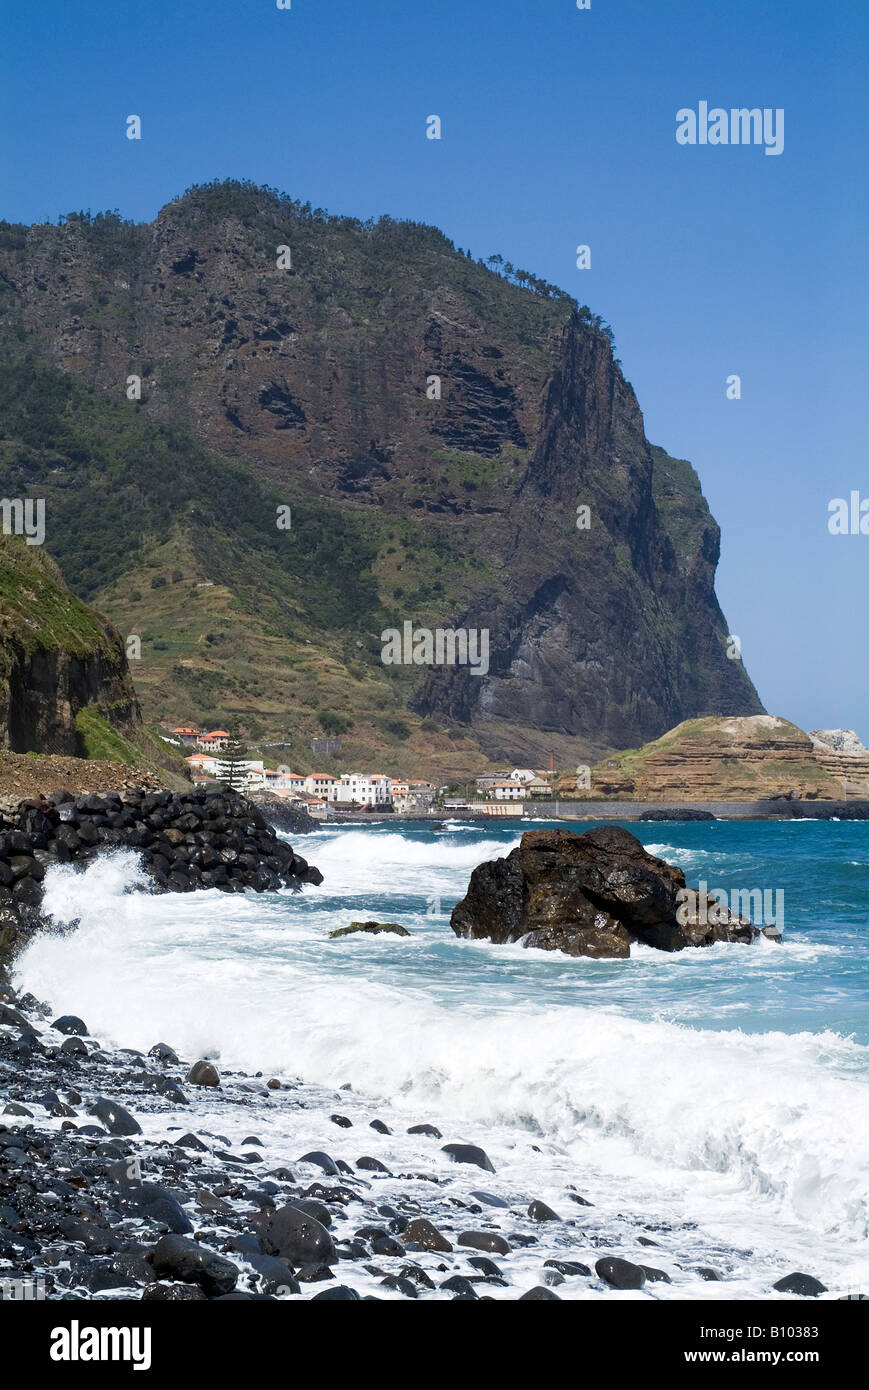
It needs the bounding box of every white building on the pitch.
[492,781,528,800]
[334,773,393,807]
[265,769,305,792]
[304,774,339,799]
[509,768,538,784]
[186,754,219,778]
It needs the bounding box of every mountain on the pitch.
[0,181,763,775]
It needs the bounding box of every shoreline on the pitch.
[0,811,865,1303]
[317,799,869,824]
[0,974,850,1303]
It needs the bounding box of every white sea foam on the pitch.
[16,846,869,1281]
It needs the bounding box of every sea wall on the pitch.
[0,786,323,957]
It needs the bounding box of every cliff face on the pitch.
[412,325,760,758]
[0,183,764,764]
[0,536,140,756]
[808,730,869,798]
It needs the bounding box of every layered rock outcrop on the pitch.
[574,715,847,802]
[451,825,773,959]
[807,730,869,798]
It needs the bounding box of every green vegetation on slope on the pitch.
[0,530,119,660]
[0,358,381,634]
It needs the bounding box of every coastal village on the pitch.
[164,725,556,817]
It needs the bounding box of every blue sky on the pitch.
[1,0,867,734]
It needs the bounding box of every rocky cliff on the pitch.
[807,730,869,797]
[0,534,139,757]
[0,182,764,767]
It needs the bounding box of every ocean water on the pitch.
[14,817,869,1297]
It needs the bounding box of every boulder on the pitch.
[89,1097,142,1136]
[404,1217,453,1253]
[773,1272,828,1297]
[254,1203,336,1267]
[52,1015,88,1035]
[451,825,762,960]
[458,1230,510,1255]
[527,1200,561,1222]
[441,1142,495,1173]
[148,1235,238,1296]
[186,1060,220,1088]
[595,1256,646,1290]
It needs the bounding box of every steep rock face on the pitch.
[808,730,869,797]
[0,536,140,756]
[412,326,761,756]
[0,184,764,759]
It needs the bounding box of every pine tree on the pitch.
[221,726,249,791]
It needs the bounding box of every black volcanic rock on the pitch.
[149,1235,239,1296]
[451,825,761,959]
[254,1204,337,1267]
[596,1257,646,1290]
[0,785,323,953]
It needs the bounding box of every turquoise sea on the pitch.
[16,817,869,1297]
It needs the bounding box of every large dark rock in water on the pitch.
[249,794,316,835]
[450,825,761,959]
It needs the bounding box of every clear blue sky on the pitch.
[2,0,867,735]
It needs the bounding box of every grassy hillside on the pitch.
[0,359,492,777]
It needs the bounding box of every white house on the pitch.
[304,774,339,799]
[186,753,219,778]
[334,773,393,807]
[265,769,305,792]
[492,781,528,800]
[509,768,538,784]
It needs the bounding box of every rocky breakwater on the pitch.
[0,787,323,954]
[451,825,780,959]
